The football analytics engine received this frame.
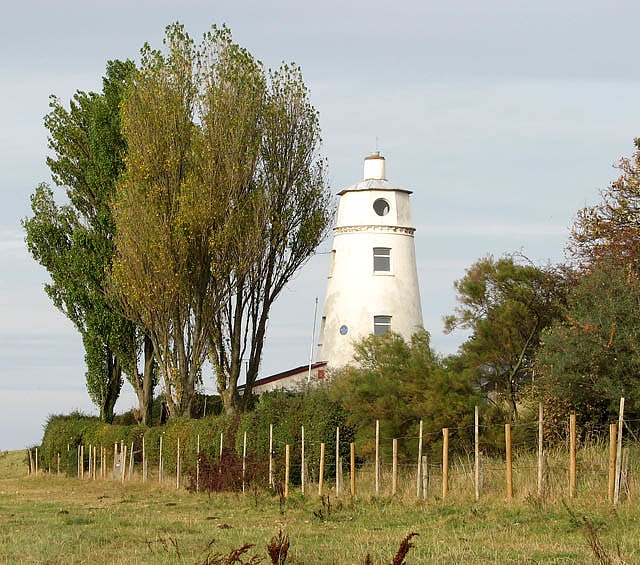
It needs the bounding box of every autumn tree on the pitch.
[535,139,640,428]
[444,255,566,418]
[209,63,332,413]
[23,60,156,423]
[569,138,640,273]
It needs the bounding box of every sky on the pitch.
[1,0,640,450]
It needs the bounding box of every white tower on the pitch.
[317,152,423,367]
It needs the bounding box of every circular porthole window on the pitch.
[373,198,390,216]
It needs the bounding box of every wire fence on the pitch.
[27,398,636,505]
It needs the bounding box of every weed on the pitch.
[563,501,625,565]
[391,532,419,565]
[362,533,419,565]
[146,535,180,557]
[187,450,264,495]
[201,542,263,564]
[312,494,332,521]
[266,529,290,564]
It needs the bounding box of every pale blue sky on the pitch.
[2,0,640,449]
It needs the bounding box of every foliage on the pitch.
[209,60,333,413]
[568,138,640,273]
[238,389,351,485]
[329,330,480,462]
[185,449,265,494]
[444,255,567,417]
[536,265,640,430]
[38,390,348,483]
[23,60,144,422]
[111,23,332,418]
[536,139,640,431]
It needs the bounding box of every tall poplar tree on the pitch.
[111,24,332,417]
[23,60,157,423]
[209,63,332,412]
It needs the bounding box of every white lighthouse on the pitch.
[317,152,423,368]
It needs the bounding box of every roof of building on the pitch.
[238,361,328,390]
[338,178,412,196]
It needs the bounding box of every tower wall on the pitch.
[317,154,423,368]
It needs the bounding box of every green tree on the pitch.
[329,330,479,461]
[23,60,156,423]
[536,266,640,428]
[444,255,566,418]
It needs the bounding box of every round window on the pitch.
[373,198,390,216]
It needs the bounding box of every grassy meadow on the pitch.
[1,449,639,564]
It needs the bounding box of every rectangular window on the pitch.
[374,315,391,336]
[373,247,390,272]
[329,250,336,277]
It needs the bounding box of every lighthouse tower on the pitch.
[317,152,423,368]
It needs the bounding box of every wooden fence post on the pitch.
[268,424,274,489]
[474,406,480,501]
[569,414,576,498]
[609,423,617,503]
[176,437,181,490]
[284,444,290,498]
[121,444,127,485]
[350,442,356,497]
[242,431,247,493]
[417,419,423,499]
[301,426,305,496]
[392,439,398,496]
[336,426,340,497]
[375,420,380,496]
[421,455,428,499]
[319,442,325,496]
[614,397,625,506]
[196,434,200,493]
[159,435,163,486]
[505,423,513,500]
[142,436,147,483]
[442,428,449,500]
[538,403,544,497]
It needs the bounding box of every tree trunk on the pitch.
[221,386,242,415]
[134,334,155,425]
[103,352,122,424]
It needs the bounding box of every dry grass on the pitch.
[1,448,640,563]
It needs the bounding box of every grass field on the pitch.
[0,451,638,564]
